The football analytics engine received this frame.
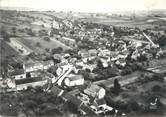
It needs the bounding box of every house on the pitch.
[61,53,70,59]
[15,77,48,91]
[82,58,88,63]
[3,78,16,89]
[115,58,126,67]
[30,71,42,78]
[77,93,90,104]
[79,104,96,115]
[24,60,54,72]
[98,49,111,56]
[100,58,109,68]
[9,69,26,80]
[91,98,114,114]
[117,53,128,59]
[88,49,98,56]
[82,64,97,72]
[52,20,61,29]
[31,21,51,28]
[51,85,64,96]
[53,54,62,61]
[62,93,83,106]
[24,62,43,72]
[78,49,89,58]
[88,56,96,61]
[62,93,95,115]
[84,84,106,99]
[64,74,84,87]
[93,98,107,110]
[61,37,76,47]
[43,60,54,70]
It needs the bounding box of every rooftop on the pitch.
[67,75,84,81]
[85,84,103,93]
[9,69,25,76]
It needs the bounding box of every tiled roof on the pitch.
[9,69,25,76]
[95,98,106,106]
[79,104,96,115]
[63,93,82,106]
[67,75,84,81]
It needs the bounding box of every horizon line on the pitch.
[1,6,166,14]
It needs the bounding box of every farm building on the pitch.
[9,69,26,80]
[61,37,76,48]
[24,60,54,72]
[51,85,64,96]
[24,62,43,72]
[84,84,106,99]
[64,74,84,87]
[15,77,48,91]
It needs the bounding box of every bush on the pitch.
[43,37,50,42]
[27,28,35,36]
[152,85,161,92]
[38,29,48,37]
[36,42,41,47]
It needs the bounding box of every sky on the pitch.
[0,0,166,12]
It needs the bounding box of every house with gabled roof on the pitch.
[9,69,26,80]
[64,74,84,87]
[84,84,106,99]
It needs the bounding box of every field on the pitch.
[0,40,20,72]
[79,15,166,30]
[15,37,70,54]
[0,40,19,62]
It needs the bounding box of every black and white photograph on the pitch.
[0,0,166,116]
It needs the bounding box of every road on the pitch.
[93,71,142,88]
[123,38,149,44]
[93,65,166,88]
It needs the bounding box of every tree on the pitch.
[45,48,50,52]
[97,59,104,69]
[27,28,35,36]
[36,42,41,47]
[113,79,121,95]
[11,27,16,36]
[51,47,63,54]
[43,37,50,42]
[158,35,166,47]
[152,85,162,92]
[38,29,48,37]
[63,101,78,114]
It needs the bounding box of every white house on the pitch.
[84,84,106,99]
[61,37,76,47]
[115,58,126,67]
[43,60,54,70]
[24,62,43,72]
[88,49,98,56]
[24,60,54,72]
[64,74,84,87]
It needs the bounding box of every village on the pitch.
[0,10,166,116]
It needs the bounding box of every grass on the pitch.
[16,37,70,54]
[0,40,19,62]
